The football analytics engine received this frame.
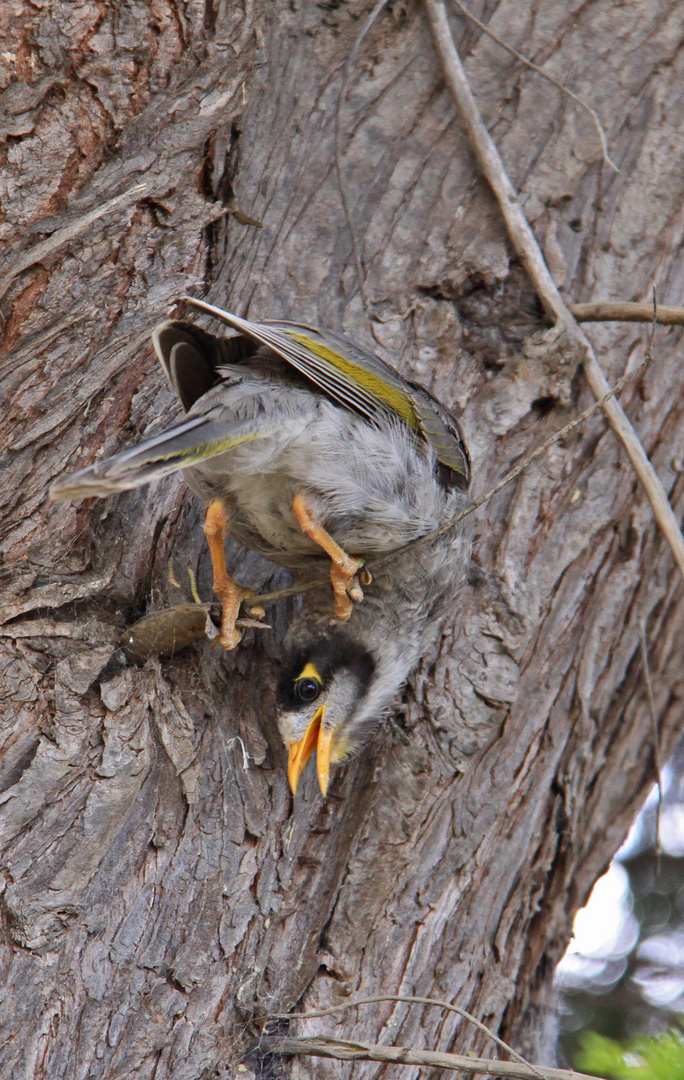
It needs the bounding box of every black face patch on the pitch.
[277,632,376,712]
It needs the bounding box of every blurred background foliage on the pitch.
[556,742,684,1075]
[577,1028,684,1079]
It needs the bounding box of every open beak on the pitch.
[316,727,334,798]
[287,704,333,797]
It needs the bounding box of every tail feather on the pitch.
[50,413,272,501]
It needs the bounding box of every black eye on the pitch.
[295,677,321,702]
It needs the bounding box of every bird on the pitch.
[50,296,471,797]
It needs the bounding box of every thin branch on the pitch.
[570,301,684,326]
[268,993,546,1080]
[424,0,684,583]
[450,0,618,172]
[0,183,149,301]
[241,577,328,610]
[334,0,390,308]
[260,1035,609,1080]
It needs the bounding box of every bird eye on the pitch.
[295,677,321,702]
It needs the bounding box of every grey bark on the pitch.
[1,1,683,1078]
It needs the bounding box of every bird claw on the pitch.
[331,558,367,621]
[347,578,364,604]
[242,599,266,621]
[217,625,244,651]
[236,594,270,631]
[216,586,267,650]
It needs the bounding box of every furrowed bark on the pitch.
[1,2,683,1078]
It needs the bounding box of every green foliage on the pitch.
[578,1026,684,1079]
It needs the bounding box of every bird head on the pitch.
[277,629,397,797]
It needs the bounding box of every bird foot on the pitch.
[216,585,266,650]
[330,560,371,621]
[290,492,372,621]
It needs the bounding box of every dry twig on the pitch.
[269,993,546,1080]
[334,0,621,304]
[423,0,684,582]
[260,1034,608,1080]
[570,301,684,326]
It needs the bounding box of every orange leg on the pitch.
[292,493,371,621]
[204,498,265,650]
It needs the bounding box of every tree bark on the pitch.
[1,1,683,1078]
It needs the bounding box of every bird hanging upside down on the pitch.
[51,297,471,797]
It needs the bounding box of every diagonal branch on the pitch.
[270,992,547,1080]
[424,0,684,581]
[260,1035,609,1080]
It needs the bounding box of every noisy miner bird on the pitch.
[51,297,471,796]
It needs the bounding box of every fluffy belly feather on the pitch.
[185,402,458,569]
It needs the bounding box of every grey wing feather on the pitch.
[406,385,471,489]
[50,411,273,501]
[179,296,471,490]
[179,298,388,422]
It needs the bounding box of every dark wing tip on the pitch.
[443,420,471,490]
[406,383,471,490]
[152,322,219,411]
[152,320,258,412]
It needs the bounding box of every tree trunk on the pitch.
[1,1,683,1077]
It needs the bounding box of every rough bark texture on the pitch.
[1,1,683,1078]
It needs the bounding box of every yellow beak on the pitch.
[316,727,334,798]
[287,704,333,797]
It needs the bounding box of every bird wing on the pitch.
[50,411,274,501]
[405,384,471,487]
[151,320,255,412]
[152,321,219,411]
[181,297,470,490]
